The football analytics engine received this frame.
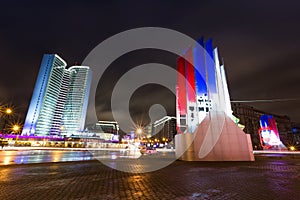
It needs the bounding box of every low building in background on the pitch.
[291,123,300,146]
[145,116,177,142]
[87,120,120,142]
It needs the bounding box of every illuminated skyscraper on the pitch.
[22,54,66,136]
[22,54,92,137]
[61,66,92,136]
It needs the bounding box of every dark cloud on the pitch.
[1,0,300,123]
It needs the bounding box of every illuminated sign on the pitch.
[258,115,286,149]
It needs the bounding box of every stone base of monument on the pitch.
[175,111,255,161]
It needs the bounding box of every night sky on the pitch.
[1,0,300,125]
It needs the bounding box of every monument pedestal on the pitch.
[175,111,254,161]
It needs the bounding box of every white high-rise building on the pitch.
[22,54,92,137]
[61,66,92,136]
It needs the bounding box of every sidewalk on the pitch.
[0,155,299,200]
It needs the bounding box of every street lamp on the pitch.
[12,124,20,133]
[1,107,13,133]
[5,108,12,115]
[136,128,143,135]
[289,146,296,151]
[135,127,144,146]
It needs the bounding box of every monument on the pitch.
[175,38,254,161]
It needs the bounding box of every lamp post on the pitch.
[5,108,12,115]
[1,107,13,133]
[136,127,143,141]
[12,124,21,134]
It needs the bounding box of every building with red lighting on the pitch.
[231,103,293,149]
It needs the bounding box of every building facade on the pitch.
[92,120,119,135]
[231,103,293,149]
[22,54,92,137]
[146,116,177,142]
[291,123,300,146]
[61,66,92,136]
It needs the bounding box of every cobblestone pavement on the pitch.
[0,155,299,200]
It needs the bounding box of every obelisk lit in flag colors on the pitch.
[176,57,187,134]
[175,38,254,161]
[176,38,233,134]
[184,47,198,133]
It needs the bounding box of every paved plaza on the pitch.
[0,155,299,200]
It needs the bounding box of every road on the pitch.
[0,148,175,167]
[0,149,93,165]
